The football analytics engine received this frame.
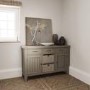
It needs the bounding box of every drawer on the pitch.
[42,55,54,64]
[27,49,41,54]
[42,64,54,73]
[43,49,54,54]
[56,48,69,55]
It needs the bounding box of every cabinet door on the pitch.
[57,55,65,69]
[27,55,41,75]
[57,54,69,71]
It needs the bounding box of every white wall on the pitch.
[20,0,62,44]
[0,0,62,79]
[61,0,90,84]
[1,0,90,85]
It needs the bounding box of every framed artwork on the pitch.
[25,17,53,46]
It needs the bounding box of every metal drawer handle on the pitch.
[32,51,38,52]
[46,50,52,52]
[43,54,53,56]
[47,50,51,51]
[41,62,54,65]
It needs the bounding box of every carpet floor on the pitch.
[0,74,90,90]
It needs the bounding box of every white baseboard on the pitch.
[69,66,90,85]
[0,68,22,80]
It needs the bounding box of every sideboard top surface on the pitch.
[22,45,70,49]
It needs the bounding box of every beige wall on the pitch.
[61,0,90,84]
[0,0,62,79]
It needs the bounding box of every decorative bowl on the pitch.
[41,43,54,46]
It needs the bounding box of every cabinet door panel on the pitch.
[57,55,65,68]
[27,56,41,75]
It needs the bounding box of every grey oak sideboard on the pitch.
[22,45,70,81]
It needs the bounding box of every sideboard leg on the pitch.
[24,75,28,81]
[66,68,69,74]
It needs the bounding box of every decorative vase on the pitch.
[59,36,66,45]
[52,34,59,45]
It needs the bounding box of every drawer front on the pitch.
[42,55,54,64]
[56,48,69,55]
[27,49,41,55]
[42,64,54,73]
[43,49,54,54]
